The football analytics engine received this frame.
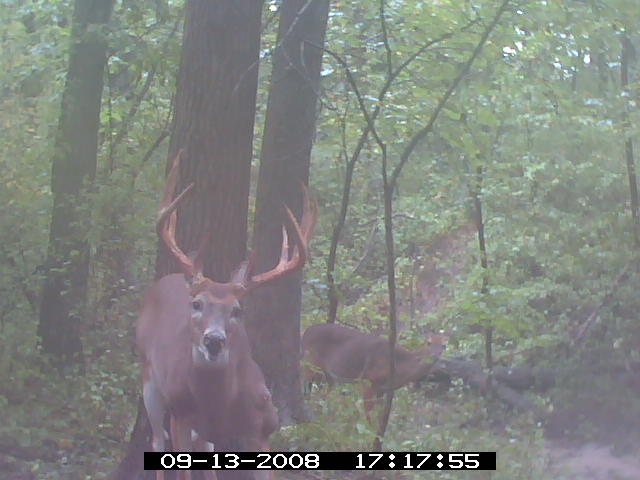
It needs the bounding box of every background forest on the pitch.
[1,0,640,479]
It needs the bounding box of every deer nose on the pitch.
[203,332,226,357]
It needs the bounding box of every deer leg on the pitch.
[362,383,382,426]
[143,378,166,451]
[170,416,193,480]
[192,431,217,480]
[301,360,329,394]
[143,377,167,480]
[193,431,215,452]
[235,436,275,480]
[325,371,335,389]
[301,364,313,395]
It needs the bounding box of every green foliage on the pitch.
[1,0,640,477]
[288,383,553,480]
[275,384,378,451]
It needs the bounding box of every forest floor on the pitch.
[412,225,640,480]
[547,441,640,479]
[277,443,640,480]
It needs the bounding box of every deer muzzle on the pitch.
[203,331,226,358]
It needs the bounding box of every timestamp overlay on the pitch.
[145,452,496,471]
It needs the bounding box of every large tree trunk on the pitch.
[38,0,114,366]
[112,1,264,479]
[248,0,329,424]
[621,35,640,249]
[156,0,263,279]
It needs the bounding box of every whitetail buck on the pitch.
[137,152,317,480]
[301,324,448,422]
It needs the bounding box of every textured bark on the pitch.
[113,2,264,479]
[38,0,114,365]
[157,0,264,281]
[247,0,329,424]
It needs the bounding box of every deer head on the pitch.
[156,151,317,368]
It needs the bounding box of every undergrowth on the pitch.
[276,381,553,480]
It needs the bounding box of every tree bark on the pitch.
[38,0,114,366]
[157,0,264,280]
[621,35,640,249]
[112,2,263,478]
[247,0,329,424]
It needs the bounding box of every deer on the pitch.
[301,323,449,423]
[137,152,317,480]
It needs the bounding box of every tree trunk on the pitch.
[621,35,640,249]
[112,2,263,478]
[157,0,264,280]
[247,0,329,424]
[38,0,114,366]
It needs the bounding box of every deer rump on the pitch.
[137,273,278,451]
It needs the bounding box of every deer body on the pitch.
[138,274,277,452]
[302,323,448,421]
[138,152,316,480]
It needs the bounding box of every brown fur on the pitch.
[137,274,277,480]
[140,153,316,480]
[301,323,448,422]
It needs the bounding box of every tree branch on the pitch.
[389,0,512,189]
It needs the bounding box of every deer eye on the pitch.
[192,300,203,312]
[231,306,242,318]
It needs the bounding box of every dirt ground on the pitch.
[548,441,640,480]
[418,227,640,480]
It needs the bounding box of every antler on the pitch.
[157,152,318,289]
[244,185,318,291]
[156,150,199,279]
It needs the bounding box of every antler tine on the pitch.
[156,150,198,278]
[160,149,184,210]
[284,205,306,265]
[279,225,292,265]
[300,184,318,244]
[284,183,319,266]
[193,228,215,276]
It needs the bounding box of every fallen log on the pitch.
[421,358,552,414]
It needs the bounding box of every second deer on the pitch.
[301,323,448,422]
